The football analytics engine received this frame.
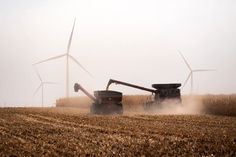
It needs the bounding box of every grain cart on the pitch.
[106,79,181,110]
[74,83,123,114]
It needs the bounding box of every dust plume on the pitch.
[123,95,203,115]
[148,96,203,115]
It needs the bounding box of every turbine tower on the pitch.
[178,50,215,93]
[33,18,92,98]
[33,67,57,106]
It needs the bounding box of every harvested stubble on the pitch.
[0,108,235,156]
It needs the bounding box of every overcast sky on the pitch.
[0,0,236,106]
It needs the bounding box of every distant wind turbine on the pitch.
[33,18,92,98]
[178,50,215,93]
[33,67,58,107]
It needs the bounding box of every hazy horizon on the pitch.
[0,0,236,106]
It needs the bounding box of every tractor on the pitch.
[74,83,123,114]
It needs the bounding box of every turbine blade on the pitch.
[34,84,42,96]
[182,73,191,88]
[33,54,66,65]
[33,67,42,82]
[178,50,192,71]
[69,55,93,77]
[193,69,216,72]
[67,18,76,54]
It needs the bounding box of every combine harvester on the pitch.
[106,79,182,110]
[74,79,181,115]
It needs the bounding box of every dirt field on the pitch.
[0,108,235,156]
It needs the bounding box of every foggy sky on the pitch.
[0,0,236,106]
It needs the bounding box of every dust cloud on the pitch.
[123,96,203,115]
[153,97,202,115]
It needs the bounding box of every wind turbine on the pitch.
[178,50,215,93]
[33,18,92,98]
[33,67,58,107]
